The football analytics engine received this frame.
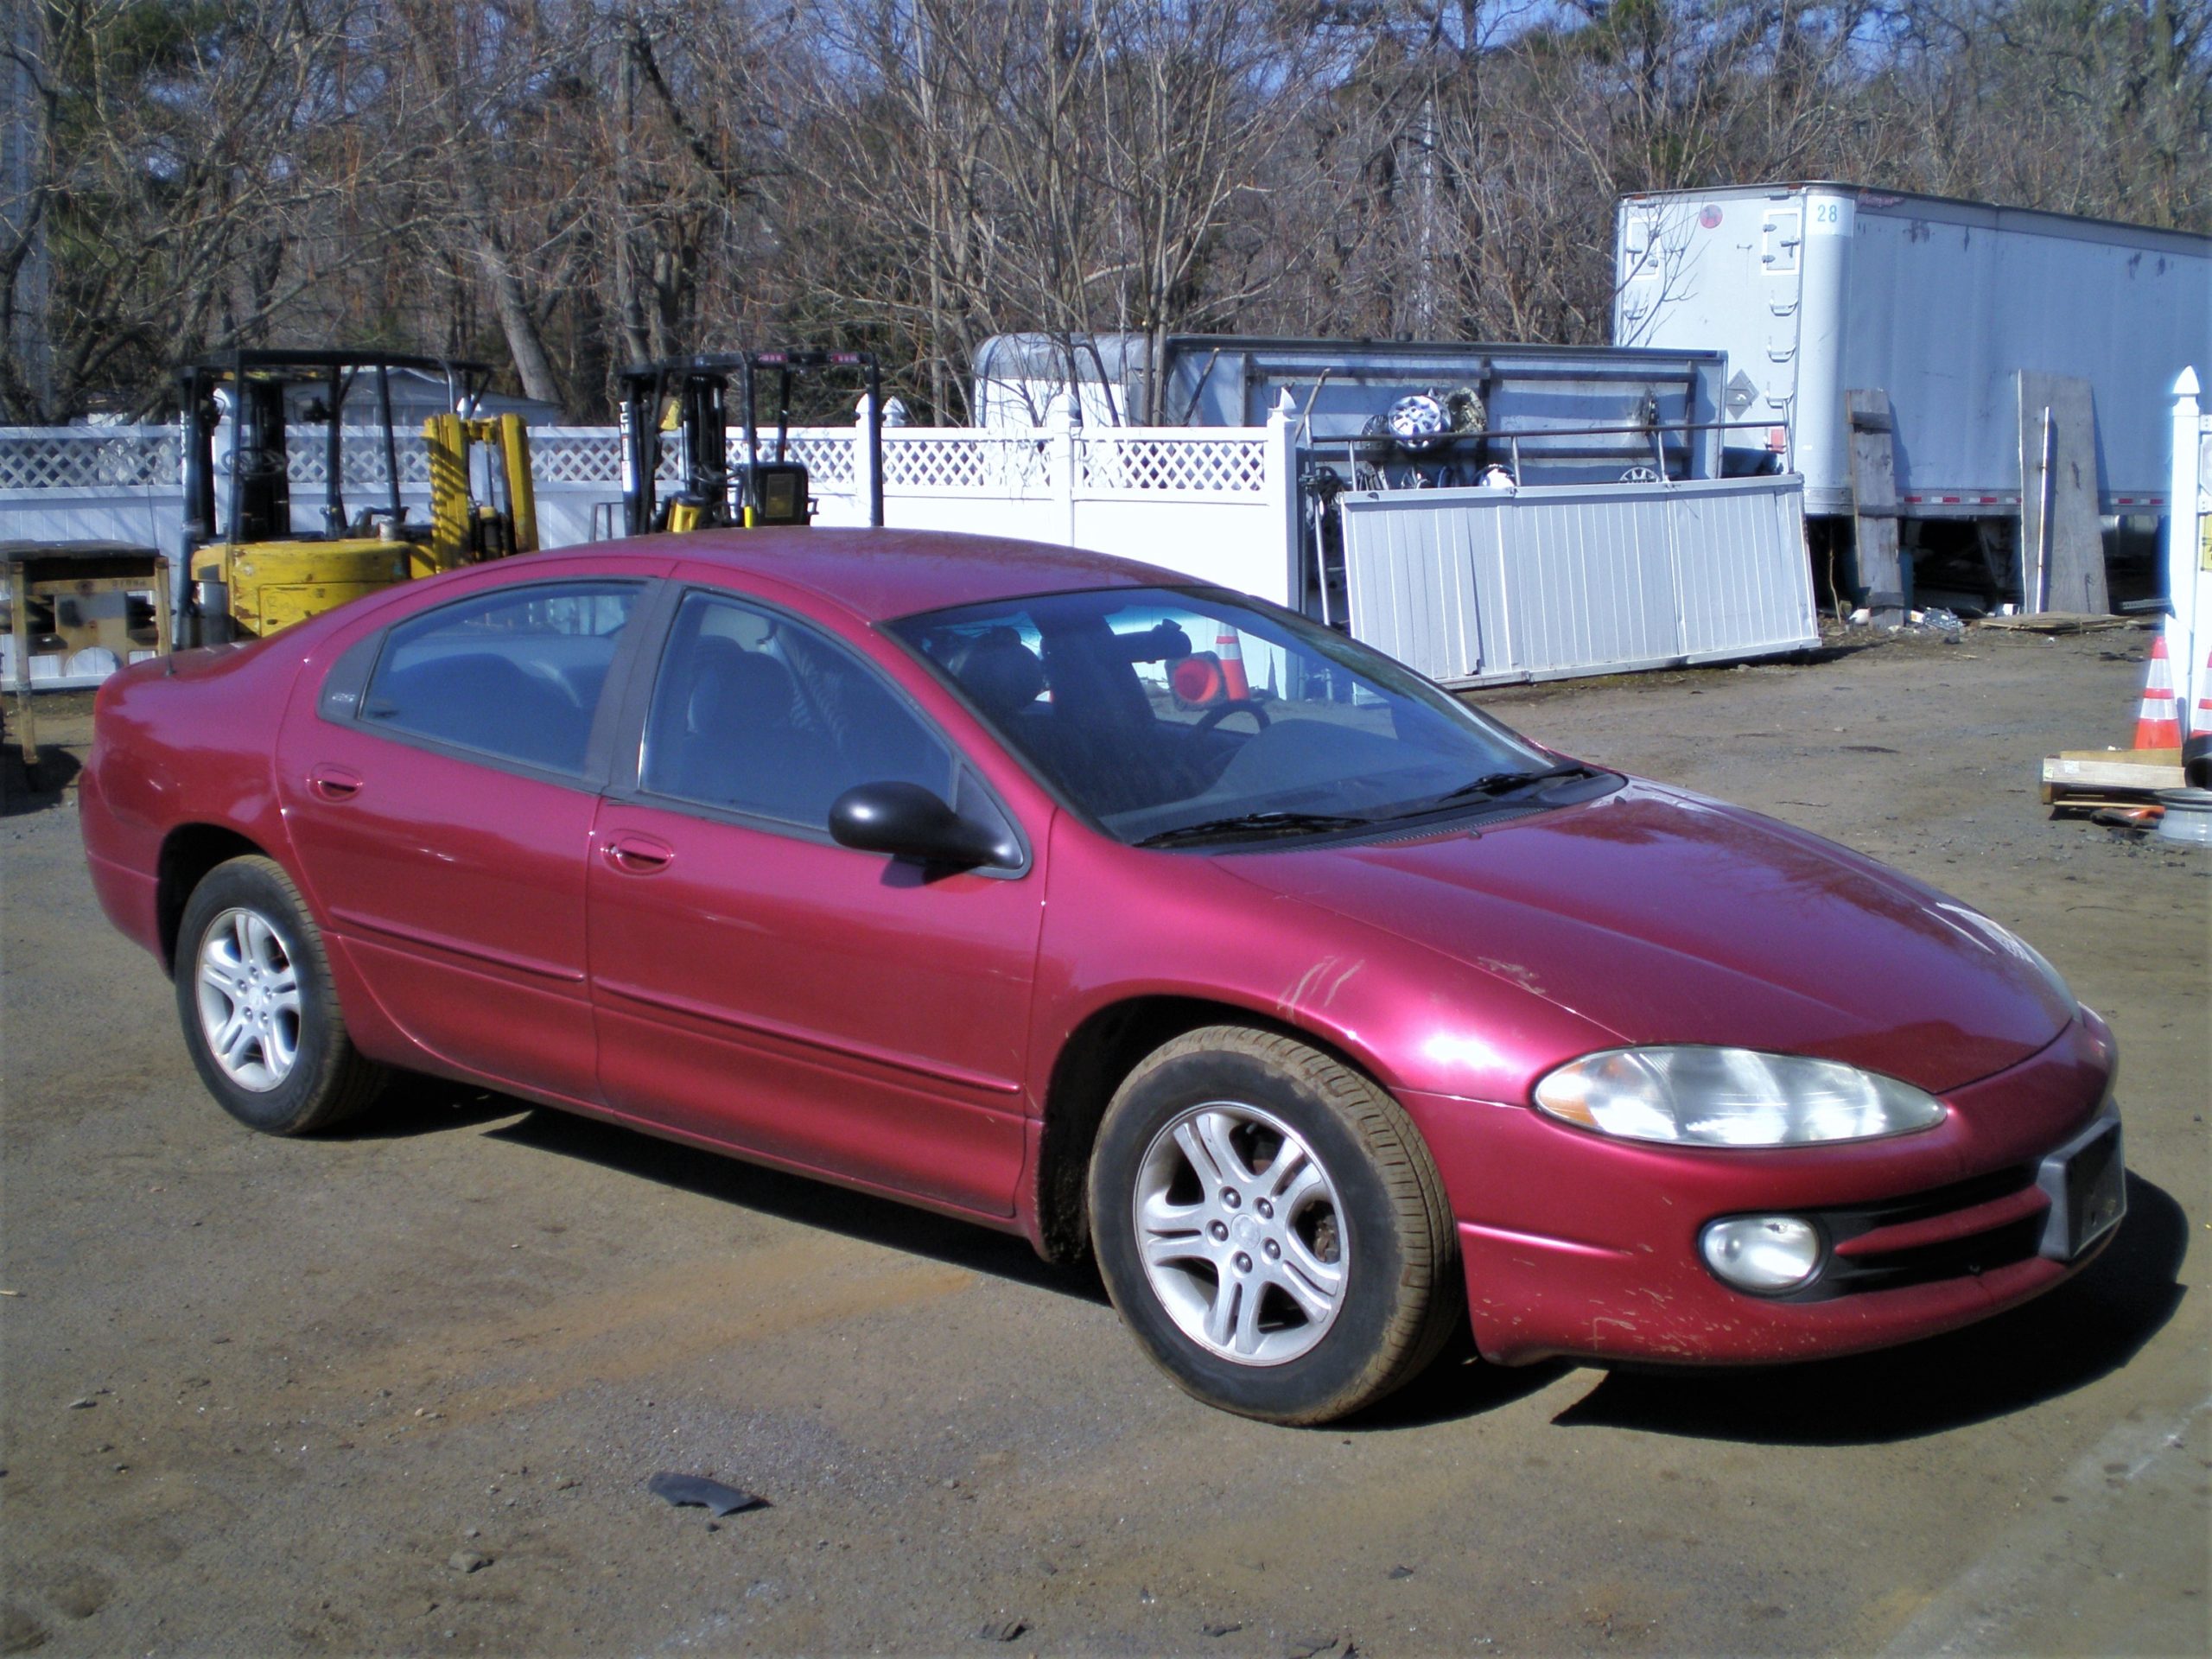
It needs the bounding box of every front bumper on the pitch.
[1405,1013,2120,1366]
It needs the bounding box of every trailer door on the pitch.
[1618,193,1802,461]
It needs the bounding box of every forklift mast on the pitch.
[617,350,885,537]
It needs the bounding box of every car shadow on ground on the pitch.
[332,1074,549,1140]
[1545,1173,2188,1446]
[334,1081,2187,1441]
[479,1102,1111,1305]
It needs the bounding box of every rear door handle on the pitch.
[308,766,364,802]
[603,835,675,874]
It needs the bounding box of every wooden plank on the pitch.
[2041,753,2186,791]
[1847,387,1905,625]
[1974,612,2127,633]
[2056,747,2182,764]
[2018,372,2109,615]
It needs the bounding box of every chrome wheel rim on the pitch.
[1132,1101,1346,1366]
[194,907,302,1092]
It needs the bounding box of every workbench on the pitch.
[2,540,169,779]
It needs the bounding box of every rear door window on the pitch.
[358,582,640,776]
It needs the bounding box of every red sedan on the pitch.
[80,531,2124,1423]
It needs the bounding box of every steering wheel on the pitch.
[1194,698,1269,734]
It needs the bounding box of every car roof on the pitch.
[632,527,1187,622]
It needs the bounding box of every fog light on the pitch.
[1700,1216,1821,1294]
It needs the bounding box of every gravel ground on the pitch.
[2,625,2205,1657]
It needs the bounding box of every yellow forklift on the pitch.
[180,350,537,645]
[616,350,884,536]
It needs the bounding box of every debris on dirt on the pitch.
[2090,804,2163,832]
[976,1617,1029,1642]
[644,1472,766,1516]
[1287,1634,1352,1659]
[1204,1620,1246,1637]
[66,1397,95,1410]
[448,1551,492,1574]
[1387,1564,1415,1580]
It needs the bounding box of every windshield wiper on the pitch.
[1408,761,1604,813]
[1135,810,1375,849]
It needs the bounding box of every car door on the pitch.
[587,586,1043,1217]
[276,573,653,1100]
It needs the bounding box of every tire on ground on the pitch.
[173,854,387,1135]
[1088,1024,1460,1425]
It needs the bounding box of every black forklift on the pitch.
[616,350,885,536]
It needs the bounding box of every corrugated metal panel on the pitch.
[1341,476,1817,686]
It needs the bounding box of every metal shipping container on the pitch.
[1613,183,2211,519]
[972,333,1736,486]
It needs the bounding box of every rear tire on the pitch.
[1089,1026,1459,1424]
[174,855,386,1135]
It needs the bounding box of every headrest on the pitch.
[949,628,1046,721]
[688,647,796,733]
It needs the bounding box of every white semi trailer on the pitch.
[1614,182,2209,603]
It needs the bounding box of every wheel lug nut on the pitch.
[1221,1190,1241,1209]
[1208,1221,1229,1242]
[1255,1198,1274,1219]
[1232,1252,1253,1274]
[1264,1240,1281,1260]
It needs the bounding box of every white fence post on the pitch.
[852,393,880,526]
[2170,368,2204,733]
[1047,393,1079,546]
[1266,391,1301,611]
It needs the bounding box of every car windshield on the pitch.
[888,586,1567,847]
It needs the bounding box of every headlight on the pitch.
[1533,1047,1946,1147]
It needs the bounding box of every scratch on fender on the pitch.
[1476,957,1546,996]
[1276,956,1363,1020]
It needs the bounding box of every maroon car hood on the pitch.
[1226,782,2075,1094]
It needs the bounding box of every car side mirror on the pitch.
[829,781,1017,870]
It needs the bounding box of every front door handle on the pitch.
[308,766,364,802]
[603,835,676,874]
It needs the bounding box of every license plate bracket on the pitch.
[2035,1109,2126,1262]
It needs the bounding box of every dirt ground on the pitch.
[2,626,2206,1658]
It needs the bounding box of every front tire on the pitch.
[174,855,386,1135]
[1089,1026,1459,1424]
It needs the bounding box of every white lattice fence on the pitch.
[0,427,179,491]
[879,432,1053,495]
[1076,432,1269,495]
[780,433,855,490]
[284,429,428,488]
[0,415,1300,607]
[531,429,637,486]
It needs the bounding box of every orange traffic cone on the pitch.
[2132,634,2182,750]
[1215,626,1250,701]
[2187,648,2212,787]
